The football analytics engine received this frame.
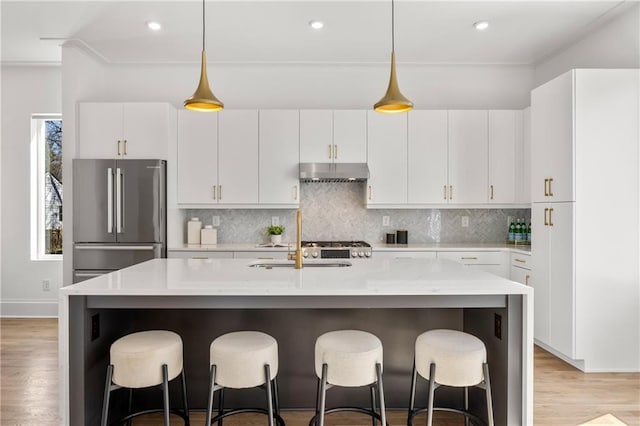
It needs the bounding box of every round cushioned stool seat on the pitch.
[315,330,383,387]
[415,329,486,387]
[210,331,278,389]
[110,330,183,389]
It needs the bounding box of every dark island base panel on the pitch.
[77,307,516,426]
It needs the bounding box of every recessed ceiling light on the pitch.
[473,21,489,31]
[309,20,324,30]
[147,21,162,31]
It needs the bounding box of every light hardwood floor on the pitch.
[1,318,638,425]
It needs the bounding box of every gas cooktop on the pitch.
[301,241,372,259]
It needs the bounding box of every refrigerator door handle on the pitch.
[107,168,113,233]
[116,168,123,233]
[74,244,157,251]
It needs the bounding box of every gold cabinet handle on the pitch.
[490,184,494,200]
[514,258,526,263]
[548,178,554,197]
[368,185,372,201]
[549,207,554,226]
[461,256,478,260]
[191,256,209,259]
[212,185,216,200]
[293,185,298,201]
[328,144,333,159]
[334,144,338,159]
[123,139,127,155]
[544,178,549,196]
[117,140,121,156]
[219,185,222,200]
[544,208,549,226]
[449,185,453,200]
[443,185,447,200]
[525,274,530,286]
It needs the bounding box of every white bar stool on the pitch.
[407,329,494,426]
[310,330,388,426]
[101,330,190,426]
[205,331,284,426]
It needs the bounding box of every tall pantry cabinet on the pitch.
[530,69,639,372]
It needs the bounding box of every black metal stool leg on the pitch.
[484,363,495,426]
[375,363,386,426]
[370,385,377,426]
[126,388,133,426]
[217,387,225,426]
[264,365,275,426]
[180,368,190,425]
[426,363,436,426]
[318,363,328,426]
[162,364,170,426]
[408,358,417,422]
[464,386,469,426]
[101,364,113,426]
[205,365,216,426]
[272,376,281,417]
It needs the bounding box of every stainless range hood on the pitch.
[299,163,370,183]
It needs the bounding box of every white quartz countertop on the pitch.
[61,258,531,297]
[169,243,531,255]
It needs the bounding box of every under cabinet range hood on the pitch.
[299,163,370,183]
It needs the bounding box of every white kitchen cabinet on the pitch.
[167,251,233,259]
[531,71,574,202]
[78,102,172,159]
[177,110,218,204]
[300,110,366,163]
[407,110,448,204]
[366,111,407,205]
[218,110,259,204]
[437,251,508,278]
[233,251,288,260]
[530,69,639,372]
[299,110,333,162]
[488,110,519,204]
[448,110,488,204]
[516,107,531,204]
[259,110,300,205]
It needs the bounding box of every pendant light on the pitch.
[184,0,223,112]
[374,0,413,113]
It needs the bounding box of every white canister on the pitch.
[187,217,202,244]
[201,226,217,245]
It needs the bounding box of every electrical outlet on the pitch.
[212,216,220,227]
[272,216,279,226]
[382,216,390,226]
[91,314,100,341]
[42,279,50,292]
[494,313,502,340]
[461,216,469,227]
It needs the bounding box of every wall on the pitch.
[0,65,62,317]
[187,183,530,245]
[533,4,640,87]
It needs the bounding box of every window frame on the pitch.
[30,114,63,261]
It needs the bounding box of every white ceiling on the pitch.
[1,0,637,66]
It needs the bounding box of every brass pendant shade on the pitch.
[374,51,413,113]
[374,0,412,113]
[184,0,223,112]
[184,51,223,111]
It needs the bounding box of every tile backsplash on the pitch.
[187,182,530,244]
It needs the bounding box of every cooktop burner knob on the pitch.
[303,250,309,258]
[358,251,364,257]
[364,251,372,258]
[312,251,319,258]
[351,250,358,258]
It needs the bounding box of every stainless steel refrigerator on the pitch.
[72,159,166,283]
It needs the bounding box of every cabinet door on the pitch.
[78,103,123,159]
[122,103,170,159]
[548,71,574,202]
[531,83,553,202]
[408,110,448,204]
[300,110,333,162]
[367,112,407,205]
[333,110,367,163]
[259,110,300,205]
[177,110,218,204]
[488,110,517,204]
[547,202,575,358]
[218,110,259,204]
[510,265,531,286]
[448,110,488,204]
[531,204,550,345]
[518,107,531,204]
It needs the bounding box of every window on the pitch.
[31,115,63,259]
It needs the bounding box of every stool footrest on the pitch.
[309,406,390,426]
[408,407,486,426]
[207,408,285,426]
[111,408,189,425]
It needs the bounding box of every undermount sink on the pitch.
[248,260,352,269]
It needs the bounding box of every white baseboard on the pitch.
[1,299,58,317]
[534,339,586,371]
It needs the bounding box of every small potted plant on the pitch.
[267,225,285,244]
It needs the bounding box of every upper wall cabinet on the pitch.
[300,110,367,163]
[367,111,407,205]
[78,102,173,159]
[407,110,448,204]
[531,71,574,203]
[448,110,488,204]
[259,110,300,206]
[488,110,521,204]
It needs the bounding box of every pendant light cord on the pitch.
[202,0,206,52]
[391,0,395,53]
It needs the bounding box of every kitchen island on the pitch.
[59,257,533,425]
